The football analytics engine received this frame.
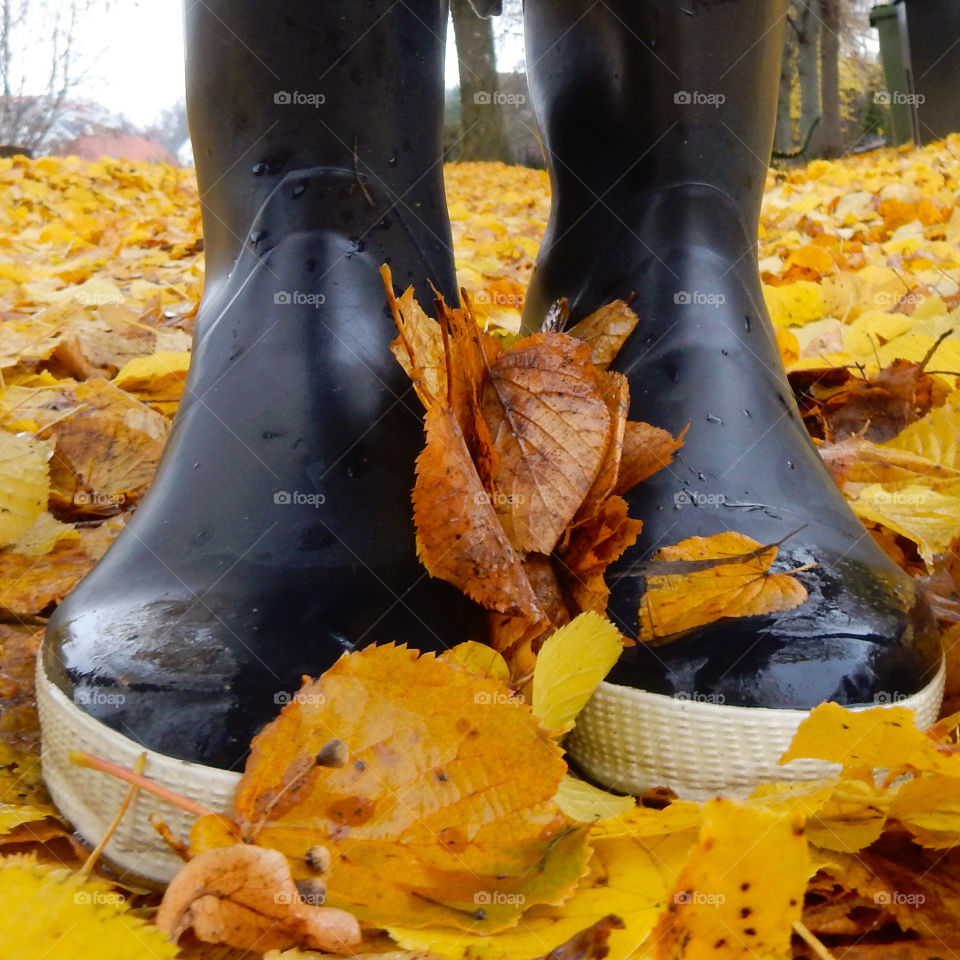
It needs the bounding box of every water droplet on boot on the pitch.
[787,460,795,469]
[251,162,268,176]
[249,230,268,245]
[743,408,751,417]
[387,152,398,166]
[744,316,751,331]
[292,182,307,198]
[721,348,729,356]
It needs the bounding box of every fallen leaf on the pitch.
[227,645,590,932]
[0,430,52,547]
[531,612,625,735]
[553,776,636,824]
[614,422,686,496]
[651,798,808,960]
[156,844,360,954]
[779,703,960,776]
[0,854,179,959]
[566,300,639,370]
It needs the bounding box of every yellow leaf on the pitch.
[0,430,51,548]
[779,702,960,775]
[847,481,960,565]
[554,774,636,823]
[531,611,624,734]
[0,855,179,959]
[389,834,695,960]
[439,641,511,683]
[801,779,890,853]
[884,390,960,469]
[114,350,191,413]
[638,532,808,644]
[889,774,960,848]
[762,281,824,327]
[588,802,704,840]
[0,742,61,834]
[10,512,80,557]
[651,799,808,960]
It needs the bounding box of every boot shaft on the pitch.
[185,0,454,292]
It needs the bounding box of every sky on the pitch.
[70,0,519,130]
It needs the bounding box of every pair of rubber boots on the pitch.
[37,0,943,882]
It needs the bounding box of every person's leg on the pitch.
[522,0,943,796]
[39,0,482,878]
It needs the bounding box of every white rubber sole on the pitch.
[36,660,241,884]
[567,657,946,801]
[39,652,946,881]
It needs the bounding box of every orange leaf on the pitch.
[638,532,809,644]
[413,403,542,619]
[231,645,590,932]
[481,332,611,554]
[615,421,687,495]
[559,496,644,617]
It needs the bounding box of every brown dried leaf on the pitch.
[481,332,611,554]
[414,404,542,619]
[614,421,687,496]
[558,496,643,617]
[156,845,360,954]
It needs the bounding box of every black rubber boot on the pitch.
[41,0,483,774]
[521,0,942,750]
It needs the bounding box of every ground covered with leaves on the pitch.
[3,138,960,958]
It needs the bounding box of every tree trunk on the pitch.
[774,29,796,154]
[796,0,820,149]
[815,0,843,157]
[450,0,513,162]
